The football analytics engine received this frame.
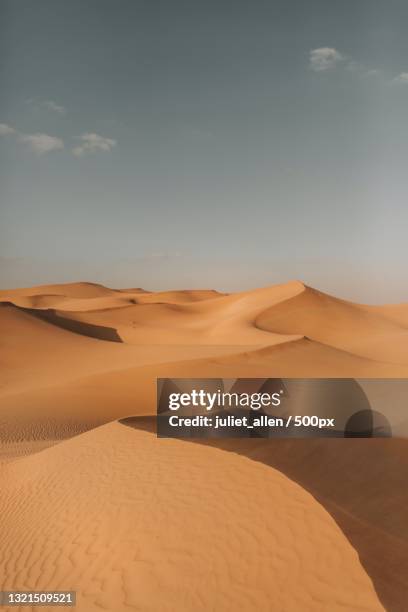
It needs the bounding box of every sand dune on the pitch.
[0,304,243,397]
[0,287,226,312]
[3,335,407,450]
[125,416,408,612]
[23,281,304,345]
[196,436,408,612]
[256,285,408,365]
[2,279,408,444]
[1,279,407,610]
[369,303,408,328]
[132,288,226,303]
[0,422,384,611]
[0,294,135,311]
[0,281,117,299]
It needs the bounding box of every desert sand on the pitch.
[1,280,408,610]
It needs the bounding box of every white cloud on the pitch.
[26,98,67,114]
[394,72,408,84]
[309,48,382,80]
[0,123,15,135]
[72,132,117,156]
[309,47,344,72]
[43,100,66,114]
[20,133,64,154]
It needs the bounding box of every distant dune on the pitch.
[1,280,408,610]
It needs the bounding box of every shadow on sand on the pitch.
[9,304,123,342]
[121,415,408,612]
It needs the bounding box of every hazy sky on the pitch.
[1,0,408,302]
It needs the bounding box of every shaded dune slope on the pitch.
[1,302,123,342]
[123,416,408,612]
[22,306,122,342]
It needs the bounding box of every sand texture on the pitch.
[1,280,408,610]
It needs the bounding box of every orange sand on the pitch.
[1,280,408,610]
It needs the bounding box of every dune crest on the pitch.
[2,280,408,429]
[1,279,407,610]
[0,422,384,611]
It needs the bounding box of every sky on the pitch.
[1,0,408,302]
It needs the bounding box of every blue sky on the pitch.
[1,0,408,301]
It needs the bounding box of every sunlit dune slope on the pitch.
[256,285,408,365]
[0,283,225,311]
[16,280,305,345]
[0,422,384,612]
[2,337,407,447]
[0,304,245,396]
[2,280,408,439]
[369,303,408,327]
[157,431,407,612]
[3,281,408,365]
[0,279,406,611]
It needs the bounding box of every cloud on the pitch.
[0,123,15,135]
[26,98,67,114]
[394,72,408,84]
[1,120,116,160]
[345,61,381,78]
[43,100,66,114]
[365,69,380,77]
[309,47,344,72]
[309,48,382,80]
[19,133,64,154]
[72,132,117,156]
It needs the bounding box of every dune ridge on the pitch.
[1,280,408,610]
[2,279,408,446]
[0,422,384,611]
